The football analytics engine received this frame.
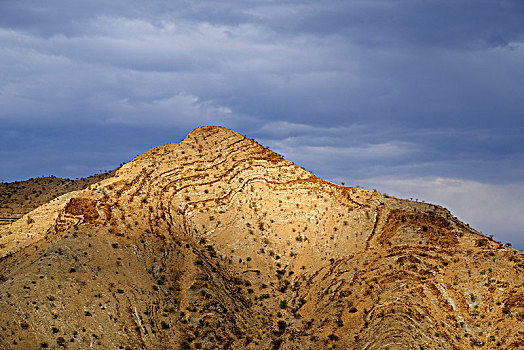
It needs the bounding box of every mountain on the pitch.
[0,126,522,349]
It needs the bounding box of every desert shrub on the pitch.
[259,294,270,300]
[164,306,176,313]
[186,305,197,312]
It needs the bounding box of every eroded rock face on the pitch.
[0,126,523,349]
[64,198,100,222]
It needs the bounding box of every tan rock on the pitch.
[0,126,522,349]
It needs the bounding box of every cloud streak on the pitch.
[1,0,523,249]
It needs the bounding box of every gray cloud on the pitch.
[1,0,523,249]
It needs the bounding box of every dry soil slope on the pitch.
[0,126,522,350]
[0,172,115,225]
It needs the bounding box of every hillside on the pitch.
[0,172,115,225]
[0,126,522,349]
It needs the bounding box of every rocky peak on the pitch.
[0,126,522,349]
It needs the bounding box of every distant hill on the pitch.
[0,172,115,225]
[0,126,522,349]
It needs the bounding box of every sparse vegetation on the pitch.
[0,126,521,350]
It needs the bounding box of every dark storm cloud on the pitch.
[1,0,523,248]
[2,1,523,129]
[256,122,524,184]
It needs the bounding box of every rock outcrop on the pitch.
[1,126,522,349]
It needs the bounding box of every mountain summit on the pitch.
[1,126,522,349]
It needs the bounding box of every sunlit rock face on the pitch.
[1,126,522,349]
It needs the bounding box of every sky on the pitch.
[1,0,523,250]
